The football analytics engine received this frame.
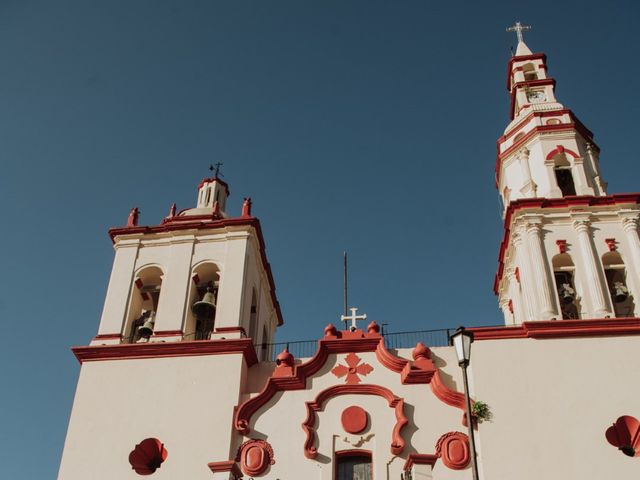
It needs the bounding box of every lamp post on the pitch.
[450,326,480,480]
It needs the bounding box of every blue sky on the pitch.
[1,0,639,477]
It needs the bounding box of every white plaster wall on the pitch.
[470,336,640,479]
[58,354,247,480]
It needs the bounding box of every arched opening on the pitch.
[552,253,580,319]
[553,154,576,196]
[523,63,538,81]
[335,450,372,480]
[185,262,220,340]
[247,288,259,340]
[124,266,163,343]
[602,252,635,317]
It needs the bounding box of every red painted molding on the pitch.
[430,370,467,413]
[494,194,640,292]
[404,453,438,471]
[72,338,258,365]
[436,432,470,470]
[207,460,241,476]
[556,239,567,254]
[236,439,275,476]
[605,415,640,457]
[302,384,407,459]
[471,317,640,340]
[128,438,168,475]
[109,216,283,326]
[197,176,230,195]
[152,330,183,337]
[92,333,121,341]
[341,405,368,434]
[215,326,247,336]
[545,144,579,160]
[331,353,374,384]
[605,238,617,251]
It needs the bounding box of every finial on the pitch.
[127,207,140,227]
[169,203,176,218]
[209,162,224,178]
[506,21,531,44]
[241,197,252,217]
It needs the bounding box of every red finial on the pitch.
[169,203,176,218]
[605,238,617,251]
[367,321,380,334]
[412,342,431,361]
[276,347,295,368]
[324,323,338,337]
[127,207,139,227]
[242,197,252,217]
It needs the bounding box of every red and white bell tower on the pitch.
[494,25,640,324]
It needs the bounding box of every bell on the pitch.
[138,315,155,339]
[192,287,216,319]
[560,283,576,304]
[613,282,629,303]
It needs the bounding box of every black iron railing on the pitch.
[255,327,454,362]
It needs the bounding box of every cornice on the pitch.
[72,338,258,365]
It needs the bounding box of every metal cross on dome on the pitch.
[209,162,224,177]
[341,307,367,331]
[506,21,531,44]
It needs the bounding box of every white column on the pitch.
[620,213,640,300]
[571,215,612,317]
[97,239,140,336]
[571,157,595,195]
[523,218,557,319]
[512,230,536,321]
[518,147,537,197]
[543,159,563,198]
[586,143,607,195]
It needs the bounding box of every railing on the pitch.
[256,328,454,362]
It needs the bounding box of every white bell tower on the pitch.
[495,26,640,324]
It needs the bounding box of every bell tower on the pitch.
[494,25,640,324]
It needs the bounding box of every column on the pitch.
[512,228,540,321]
[571,156,595,196]
[586,143,607,195]
[518,148,537,197]
[523,218,557,319]
[620,212,640,298]
[571,215,612,317]
[543,159,563,198]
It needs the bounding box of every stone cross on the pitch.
[506,21,531,44]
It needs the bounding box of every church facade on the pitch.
[58,34,640,479]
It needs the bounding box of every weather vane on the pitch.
[209,162,224,178]
[506,21,531,44]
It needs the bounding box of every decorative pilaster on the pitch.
[511,231,536,321]
[586,143,607,195]
[620,212,640,298]
[571,157,595,196]
[522,218,557,319]
[543,159,563,198]
[571,214,612,317]
[505,267,520,325]
[518,148,537,197]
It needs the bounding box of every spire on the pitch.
[507,21,533,56]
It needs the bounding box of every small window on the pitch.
[523,63,538,81]
[336,451,372,480]
[552,254,580,319]
[546,118,561,125]
[513,132,526,143]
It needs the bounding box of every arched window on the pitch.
[552,253,580,319]
[553,154,576,196]
[125,266,163,343]
[602,252,635,317]
[247,288,258,340]
[523,63,538,81]
[335,450,372,480]
[185,263,220,340]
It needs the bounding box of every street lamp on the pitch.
[450,326,480,480]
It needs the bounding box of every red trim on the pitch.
[109,216,283,326]
[207,460,241,476]
[404,453,438,471]
[302,384,407,459]
[152,330,183,337]
[509,78,556,119]
[606,238,617,251]
[198,176,230,196]
[430,370,467,414]
[471,317,640,340]
[546,144,579,160]
[236,439,275,476]
[435,432,470,470]
[506,53,547,90]
[494,194,640,292]
[341,405,368,434]
[215,326,247,336]
[72,338,258,365]
[556,239,567,254]
[92,333,121,341]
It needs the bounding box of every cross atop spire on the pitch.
[209,162,224,178]
[506,21,531,44]
[341,307,367,332]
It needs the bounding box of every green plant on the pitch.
[471,400,492,423]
